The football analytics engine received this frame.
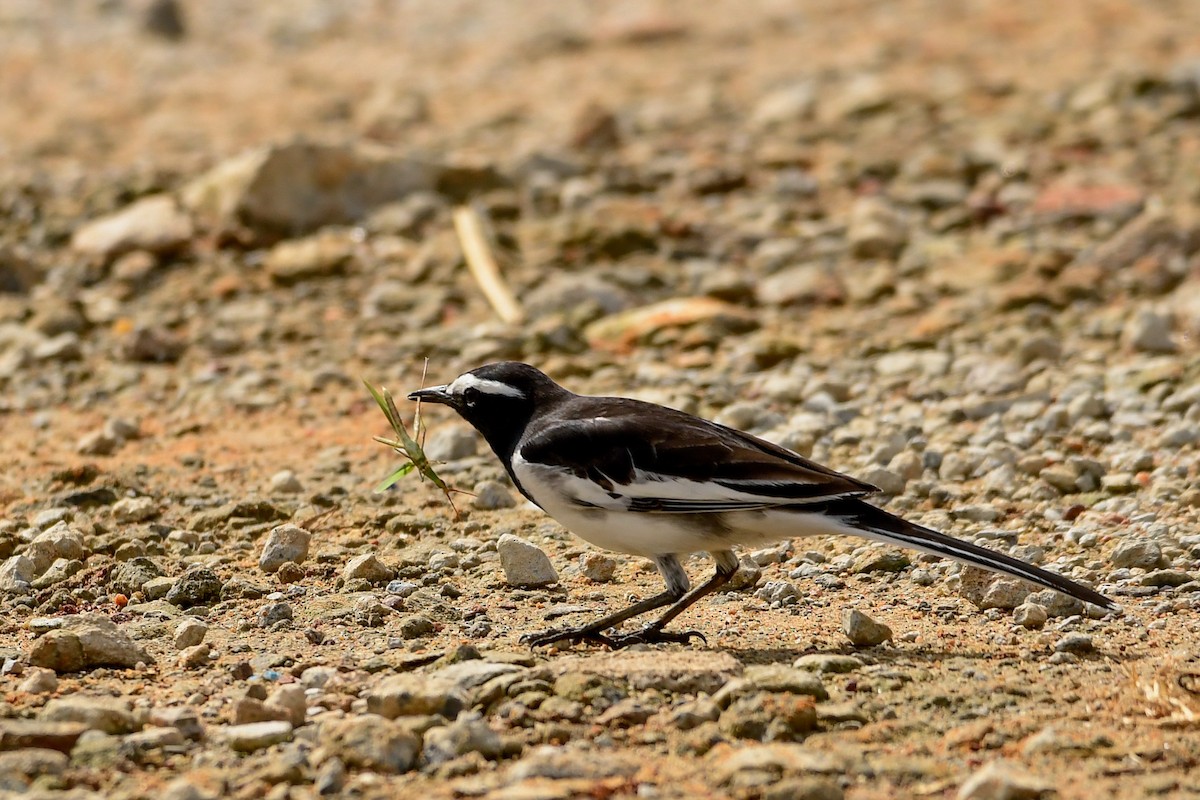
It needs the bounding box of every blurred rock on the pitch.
[181,141,435,236]
[71,195,193,260]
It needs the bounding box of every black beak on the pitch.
[407,385,454,405]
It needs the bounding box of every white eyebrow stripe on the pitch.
[449,373,526,399]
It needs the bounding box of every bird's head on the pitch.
[408,362,565,455]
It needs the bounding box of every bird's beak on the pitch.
[407,385,453,405]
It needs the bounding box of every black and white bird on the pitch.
[409,361,1114,648]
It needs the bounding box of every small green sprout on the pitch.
[364,376,465,518]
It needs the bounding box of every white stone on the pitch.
[496,534,558,587]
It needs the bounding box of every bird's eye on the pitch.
[463,387,481,406]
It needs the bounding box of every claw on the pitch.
[520,628,614,649]
[607,626,708,649]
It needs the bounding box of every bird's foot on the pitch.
[606,626,707,649]
[520,627,615,649]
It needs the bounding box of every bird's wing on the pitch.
[517,400,878,513]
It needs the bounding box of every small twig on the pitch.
[453,204,525,324]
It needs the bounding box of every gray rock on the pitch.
[497,533,558,586]
[743,665,830,701]
[166,567,223,607]
[1110,539,1163,570]
[0,555,35,594]
[265,230,355,285]
[980,578,1031,610]
[180,141,435,235]
[552,650,740,695]
[259,524,312,573]
[25,522,87,574]
[268,469,304,494]
[1054,633,1094,654]
[173,619,207,650]
[956,760,1054,799]
[422,712,503,765]
[473,480,517,510]
[343,553,394,583]
[848,196,908,259]
[178,643,211,669]
[318,715,419,773]
[1140,569,1193,587]
[71,194,193,259]
[842,608,893,646]
[111,497,158,523]
[111,558,164,595]
[754,580,801,606]
[1123,309,1176,353]
[793,654,864,674]
[31,557,84,590]
[510,745,639,780]
[0,748,68,785]
[29,615,153,672]
[265,684,307,727]
[1026,590,1085,618]
[858,466,907,495]
[41,696,137,735]
[423,425,479,462]
[1013,602,1048,629]
[258,602,294,628]
[366,673,466,719]
[752,83,817,128]
[17,667,59,694]
[220,720,293,753]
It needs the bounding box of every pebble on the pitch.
[29,615,154,672]
[422,712,503,765]
[1013,602,1049,629]
[473,479,517,510]
[178,643,212,669]
[497,533,559,586]
[173,618,208,650]
[1140,569,1193,587]
[221,720,293,753]
[265,684,308,726]
[1109,539,1162,569]
[842,608,893,646]
[41,696,137,735]
[71,194,193,258]
[343,553,395,583]
[1053,633,1095,654]
[259,524,312,573]
[742,665,830,701]
[25,522,87,574]
[0,555,35,594]
[166,566,223,607]
[268,469,303,493]
[1122,309,1176,353]
[857,467,907,495]
[111,496,159,523]
[319,714,420,773]
[793,654,864,674]
[423,425,478,461]
[18,667,59,694]
[956,760,1053,799]
[580,552,618,582]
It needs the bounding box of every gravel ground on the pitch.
[2,1,1200,799]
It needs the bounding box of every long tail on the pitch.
[820,498,1116,609]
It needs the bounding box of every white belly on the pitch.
[512,450,854,557]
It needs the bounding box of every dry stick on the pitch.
[453,205,525,324]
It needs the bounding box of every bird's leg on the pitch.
[606,550,739,648]
[521,555,689,648]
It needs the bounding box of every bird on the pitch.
[408,361,1115,648]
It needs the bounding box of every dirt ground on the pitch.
[2,1,1200,799]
